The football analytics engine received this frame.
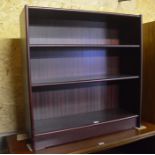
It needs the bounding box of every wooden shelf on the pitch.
[7,122,155,154]
[32,75,140,87]
[34,109,138,136]
[30,44,140,48]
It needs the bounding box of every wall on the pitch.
[0,0,155,134]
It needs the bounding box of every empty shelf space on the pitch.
[29,44,140,48]
[34,108,138,135]
[32,75,140,87]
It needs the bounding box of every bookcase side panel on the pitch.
[21,6,35,145]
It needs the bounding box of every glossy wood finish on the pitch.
[20,6,34,143]
[7,122,155,154]
[34,117,137,150]
[32,84,119,122]
[32,75,139,87]
[143,21,155,123]
[28,5,141,18]
[30,47,140,85]
[29,7,140,45]
[34,109,137,134]
[21,5,142,150]
[30,44,140,48]
[31,81,139,124]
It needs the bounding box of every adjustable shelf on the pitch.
[32,75,140,87]
[29,44,140,48]
[21,5,142,151]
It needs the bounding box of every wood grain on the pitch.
[143,21,155,123]
[6,122,155,154]
[21,6,142,150]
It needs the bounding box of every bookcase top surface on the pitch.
[26,5,141,18]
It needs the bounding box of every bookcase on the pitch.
[20,6,142,150]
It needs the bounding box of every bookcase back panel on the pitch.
[29,20,119,45]
[28,8,141,45]
[30,48,120,84]
[32,83,119,120]
[31,82,119,133]
[31,79,139,135]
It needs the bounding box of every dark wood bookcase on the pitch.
[20,5,142,151]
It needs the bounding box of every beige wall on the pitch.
[0,0,155,133]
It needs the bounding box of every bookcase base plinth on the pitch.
[33,116,137,150]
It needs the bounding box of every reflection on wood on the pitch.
[34,108,137,134]
[29,20,119,45]
[32,84,119,120]
[30,48,120,84]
